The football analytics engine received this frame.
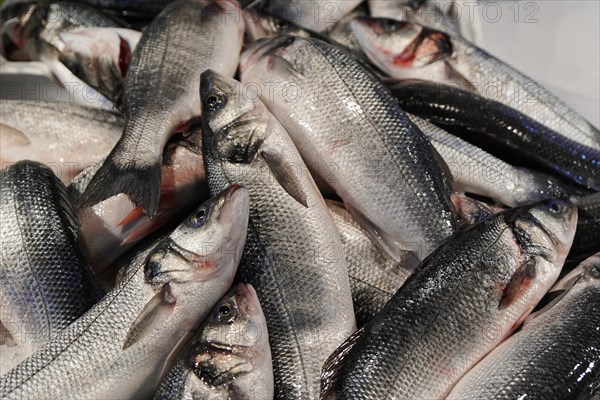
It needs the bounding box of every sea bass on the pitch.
[0,161,101,374]
[240,35,459,261]
[447,253,600,400]
[0,185,249,399]
[0,99,122,183]
[80,0,244,217]
[352,17,600,150]
[200,69,356,399]
[322,199,577,399]
[154,283,273,400]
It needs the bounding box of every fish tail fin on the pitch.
[79,157,162,218]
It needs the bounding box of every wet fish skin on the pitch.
[321,199,577,399]
[0,185,249,399]
[0,99,123,183]
[0,161,101,373]
[200,69,355,399]
[408,114,588,207]
[154,283,273,400]
[570,193,600,261]
[79,0,245,217]
[69,129,208,273]
[391,81,600,191]
[369,0,461,36]
[240,35,459,261]
[352,17,600,150]
[447,253,600,400]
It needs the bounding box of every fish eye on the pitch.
[189,208,207,228]
[204,92,225,112]
[382,19,406,33]
[215,302,237,323]
[272,18,289,32]
[547,200,566,216]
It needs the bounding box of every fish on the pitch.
[240,35,459,261]
[79,0,178,17]
[408,113,588,207]
[154,283,274,400]
[450,193,504,227]
[79,0,245,218]
[256,0,363,32]
[326,200,417,327]
[351,18,600,151]
[391,81,600,191]
[0,161,101,374]
[447,253,600,400]
[58,27,141,103]
[68,128,208,273]
[0,99,123,183]
[0,185,249,399]
[321,199,578,399]
[200,69,356,399]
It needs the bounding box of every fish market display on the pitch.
[80,0,244,217]
[200,69,355,399]
[0,1,598,399]
[241,35,459,261]
[0,185,249,399]
[448,253,600,400]
[154,283,273,400]
[0,161,101,373]
[321,200,577,399]
[0,99,122,182]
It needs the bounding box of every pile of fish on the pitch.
[0,0,599,399]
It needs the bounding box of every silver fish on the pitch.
[200,69,356,399]
[351,17,600,150]
[240,35,459,261]
[447,253,600,400]
[0,99,122,183]
[0,161,101,374]
[0,185,249,399]
[409,114,585,207]
[79,0,244,217]
[321,199,577,399]
[154,283,273,400]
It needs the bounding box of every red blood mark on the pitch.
[118,36,132,78]
[326,136,350,156]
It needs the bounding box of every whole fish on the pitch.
[0,161,101,374]
[369,0,461,36]
[200,69,356,399]
[257,0,363,32]
[154,283,273,400]
[321,199,577,399]
[392,81,600,191]
[351,17,600,150]
[0,185,249,399]
[59,27,141,103]
[240,35,459,261]
[447,253,600,400]
[408,114,587,206]
[0,99,123,182]
[80,0,245,217]
[69,129,208,273]
[327,200,417,327]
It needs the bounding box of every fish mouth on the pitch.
[217,184,249,227]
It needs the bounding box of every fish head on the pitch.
[187,283,270,389]
[144,184,249,287]
[351,16,452,71]
[200,69,270,165]
[243,8,312,42]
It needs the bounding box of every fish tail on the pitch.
[79,156,162,218]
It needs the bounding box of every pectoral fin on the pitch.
[261,150,308,208]
[498,257,537,310]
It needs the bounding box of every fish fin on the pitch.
[79,156,162,218]
[266,54,305,79]
[321,326,365,399]
[344,202,409,263]
[498,257,537,310]
[123,283,175,350]
[0,124,30,146]
[261,150,308,208]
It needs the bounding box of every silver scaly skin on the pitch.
[240,35,459,262]
[321,200,577,399]
[80,0,244,217]
[0,185,249,399]
[352,18,600,150]
[0,161,101,374]
[154,283,273,400]
[448,253,600,400]
[200,69,356,400]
